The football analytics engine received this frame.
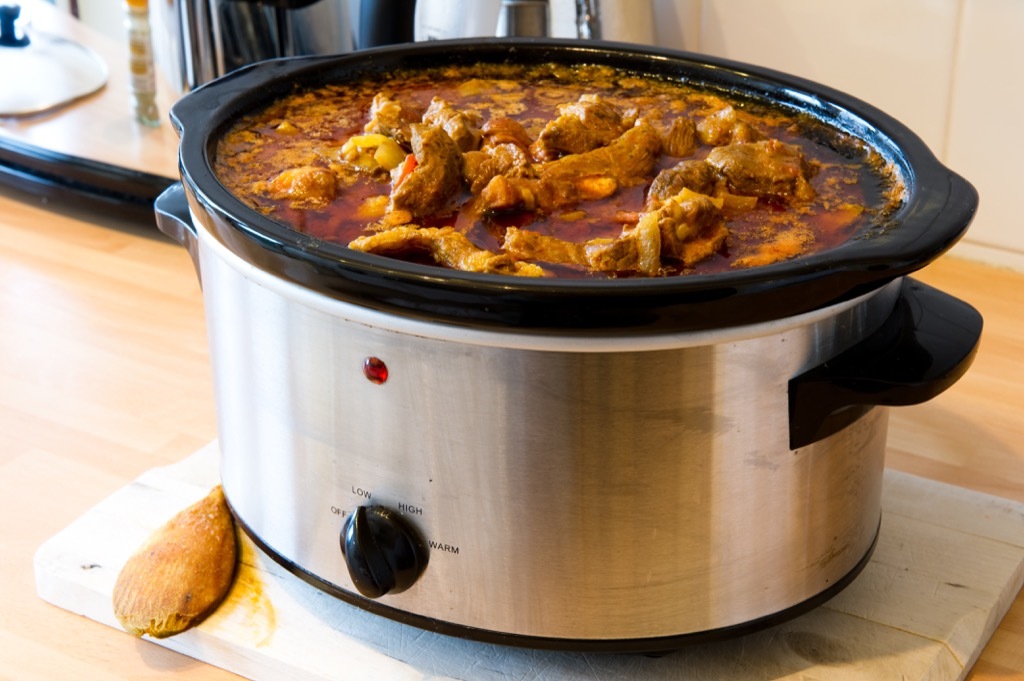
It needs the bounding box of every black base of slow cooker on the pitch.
[232,508,879,654]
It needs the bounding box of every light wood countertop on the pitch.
[0,3,1022,679]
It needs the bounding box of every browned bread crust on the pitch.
[112,485,237,638]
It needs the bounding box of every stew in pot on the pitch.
[214,62,905,278]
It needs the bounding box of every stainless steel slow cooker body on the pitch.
[157,39,983,650]
[200,220,897,645]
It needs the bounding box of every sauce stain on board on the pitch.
[201,536,277,647]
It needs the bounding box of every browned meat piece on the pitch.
[422,97,483,152]
[481,117,534,152]
[480,174,619,214]
[504,217,662,276]
[480,175,536,212]
[502,228,587,266]
[646,160,718,209]
[480,122,661,214]
[544,121,661,185]
[639,190,728,265]
[696,105,763,146]
[389,124,463,218]
[531,95,632,161]
[350,225,545,276]
[676,223,729,266]
[462,143,536,195]
[264,165,337,208]
[584,218,662,275]
[705,139,816,202]
[461,152,491,196]
[661,116,697,158]
[504,189,726,275]
[364,93,423,146]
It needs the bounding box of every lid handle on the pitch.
[0,5,30,48]
[788,277,982,449]
[154,183,202,283]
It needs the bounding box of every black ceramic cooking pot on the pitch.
[164,38,978,333]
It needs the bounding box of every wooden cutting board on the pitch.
[34,442,1024,681]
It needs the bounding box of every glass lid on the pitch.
[0,4,107,117]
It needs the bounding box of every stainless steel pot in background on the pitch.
[153,0,654,95]
[414,0,654,43]
[158,0,456,94]
[156,0,373,93]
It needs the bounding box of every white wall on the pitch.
[55,0,126,43]
[651,0,1024,271]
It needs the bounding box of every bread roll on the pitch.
[112,485,237,638]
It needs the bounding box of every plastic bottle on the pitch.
[125,0,160,127]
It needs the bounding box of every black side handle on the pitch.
[154,182,202,283]
[788,278,982,449]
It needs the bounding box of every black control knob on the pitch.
[341,505,427,598]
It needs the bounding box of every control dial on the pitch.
[341,505,428,598]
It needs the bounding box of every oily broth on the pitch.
[214,63,902,278]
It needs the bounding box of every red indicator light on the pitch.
[363,357,388,384]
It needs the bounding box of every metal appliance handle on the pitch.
[178,0,220,91]
[357,0,415,48]
[496,0,549,37]
[155,183,202,283]
[575,0,601,39]
[788,277,983,449]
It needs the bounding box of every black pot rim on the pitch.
[170,38,978,333]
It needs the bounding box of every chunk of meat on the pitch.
[263,166,336,209]
[504,217,662,276]
[480,173,619,214]
[388,124,463,218]
[461,152,492,196]
[462,143,536,195]
[479,175,537,212]
[501,228,587,266]
[480,117,534,152]
[422,97,483,152]
[705,139,816,202]
[638,189,728,265]
[543,121,661,186]
[504,188,727,274]
[697,105,763,146]
[646,160,718,209]
[481,122,661,214]
[349,225,545,276]
[661,116,698,158]
[585,217,662,275]
[364,93,422,146]
[531,95,632,161]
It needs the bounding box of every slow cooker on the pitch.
[155,39,982,652]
